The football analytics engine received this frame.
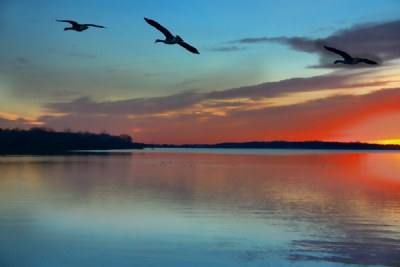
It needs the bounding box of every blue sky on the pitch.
[1,0,400,143]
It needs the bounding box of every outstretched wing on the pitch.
[178,41,200,54]
[144,18,173,39]
[56,20,79,27]
[324,45,352,60]
[359,58,378,65]
[83,24,106,28]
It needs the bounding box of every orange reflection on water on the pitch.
[1,151,400,266]
[121,151,400,220]
[2,152,400,207]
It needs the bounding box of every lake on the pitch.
[1,148,399,266]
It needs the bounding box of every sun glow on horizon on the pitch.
[370,139,400,145]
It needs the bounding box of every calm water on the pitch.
[1,149,400,267]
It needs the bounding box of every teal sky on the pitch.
[1,0,400,144]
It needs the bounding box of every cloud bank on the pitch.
[41,83,400,143]
[45,69,393,116]
[231,19,400,67]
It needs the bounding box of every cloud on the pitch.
[0,116,39,129]
[202,101,248,109]
[41,87,400,144]
[39,114,133,134]
[0,117,16,127]
[205,72,390,100]
[206,46,247,52]
[232,36,322,52]
[45,91,205,115]
[45,70,393,116]
[221,87,400,141]
[231,19,400,67]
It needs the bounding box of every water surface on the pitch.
[1,149,399,266]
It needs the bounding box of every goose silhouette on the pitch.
[56,20,106,32]
[324,45,378,65]
[144,18,199,54]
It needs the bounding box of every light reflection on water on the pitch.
[0,149,400,266]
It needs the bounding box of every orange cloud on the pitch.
[39,88,400,144]
[0,113,42,129]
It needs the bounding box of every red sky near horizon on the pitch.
[1,1,400,144]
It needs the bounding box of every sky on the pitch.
[1,0,400,144]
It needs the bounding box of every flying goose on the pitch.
[324,45,378,65]
[144,18,199,54]
[56,20,106,32]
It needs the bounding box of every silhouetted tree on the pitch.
[119,134,132,142]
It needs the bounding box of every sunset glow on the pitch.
[373,139,400,145]
[1,0,400,144]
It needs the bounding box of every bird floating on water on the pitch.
[56,20,106,32]
[324,45,378,65]
[144,18,199,54]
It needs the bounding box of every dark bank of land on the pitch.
[1,127,400,154]
[0,127,143,154]
[145,141,400,151]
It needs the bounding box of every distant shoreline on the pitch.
[143,141,400,151]
[1,128,399,155]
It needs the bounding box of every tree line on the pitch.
[0,127,143,153]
